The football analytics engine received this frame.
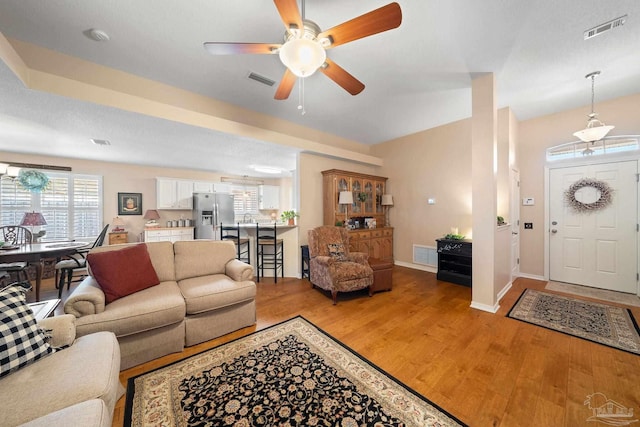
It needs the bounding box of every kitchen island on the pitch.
[231,223,299,279]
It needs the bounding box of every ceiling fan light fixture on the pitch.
[279,38,326,77]
[573,71,614,143]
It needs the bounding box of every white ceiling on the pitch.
[0,0,639,176]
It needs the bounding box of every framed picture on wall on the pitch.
[118,192,142,215]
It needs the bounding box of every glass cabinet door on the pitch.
[375,182,384,214]
[337,177,350,216]
[351,179,362,214]
[364,181,374,214]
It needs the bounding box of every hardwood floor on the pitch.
[31,267,640,427]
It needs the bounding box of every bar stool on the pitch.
[301,245,310,280]
[256,223,284,283]
[220,223,250,264]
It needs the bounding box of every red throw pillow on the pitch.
[87,244,160,303]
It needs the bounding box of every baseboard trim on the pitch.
[470,300,500,313]
[516,272,546,281]
[394,260,437,274]
[497,281,513,302]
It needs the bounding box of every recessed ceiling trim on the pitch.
[584,15,627,40]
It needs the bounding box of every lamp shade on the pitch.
[381,194,394,206]
[20,211,47,226]
[111,216,126,232]
[279,38,326,77]
[338,191,354,205]
[143,209,160,220]
[573,123,615,143]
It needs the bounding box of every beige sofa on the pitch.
[0,315,122,427]
[64,240,256,370]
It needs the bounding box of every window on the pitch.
[230,185,259,215]
[546,136,639,161]
[0,172,102,240]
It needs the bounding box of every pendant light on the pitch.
[573,71,614,143]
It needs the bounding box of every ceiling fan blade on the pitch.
[203,42,280,55]
[319,58,365,96]
[274,69,297,100]
[274,0,303,34]
[318,2,402,49]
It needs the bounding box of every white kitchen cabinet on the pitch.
[156,178,194,210]
[259,185,280,210]
[193,181,214,193]
[213,183,232,193]
[144,227,194,242]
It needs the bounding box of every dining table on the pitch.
[0,241,91,302]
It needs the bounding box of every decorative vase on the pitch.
[288,218,295,226]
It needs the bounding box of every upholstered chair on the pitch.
[307,226,373,304]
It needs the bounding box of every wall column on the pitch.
[471,73,499,312]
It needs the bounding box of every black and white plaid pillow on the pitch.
[0,283,53,378]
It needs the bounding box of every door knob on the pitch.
[551,229,558,234]
[551,221,558,225]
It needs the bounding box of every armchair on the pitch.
[307,226,373,305]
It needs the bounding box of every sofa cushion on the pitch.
[87,244,160,303]
[89,241,175,283]
[0,331,120,427]
[328,242,347,261]
[173,240,237,281]
[74,281,185,339]
[178,275,256,315]
[0,283,52,379]
[18,399,111,427]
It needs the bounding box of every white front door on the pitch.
[549,161,638,293]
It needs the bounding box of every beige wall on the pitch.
[0,151,289,242]
[518,91,640,277]
[372,119,473,263]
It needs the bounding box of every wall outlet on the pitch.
[524,222,533,229]
[427,198,436,205]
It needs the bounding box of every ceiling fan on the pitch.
[203,0,402,100]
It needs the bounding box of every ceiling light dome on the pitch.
[573,71,614,143]
[279,38,326,77]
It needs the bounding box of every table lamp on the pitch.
[20,211,47,241]
[111,216,126,232]
[338,191,353,226]
[144,209,161,227]
[381,194,394,227]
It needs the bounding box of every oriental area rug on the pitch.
[508,289,640,355]
[125,316,465,427]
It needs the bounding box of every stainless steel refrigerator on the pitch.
[192,192,235,239]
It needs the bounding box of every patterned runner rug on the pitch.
[508,289,640,355]
[125,316,465,426]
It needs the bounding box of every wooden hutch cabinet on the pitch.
[322,169,393,261]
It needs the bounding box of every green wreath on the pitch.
[564,178,613,213]
[16,170,50,193]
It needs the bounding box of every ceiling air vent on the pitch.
[247,72,276,87]
[584,15,627,40]
[90,139,111,146]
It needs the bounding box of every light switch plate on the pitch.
[522,197,535,206]
[427,198,436,205]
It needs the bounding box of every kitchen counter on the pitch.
[234,222,296,229]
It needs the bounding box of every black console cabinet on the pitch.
[436,239,472,287]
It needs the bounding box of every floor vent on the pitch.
[584,15,627,40]
[413,244,437,267]
[247,72,276,87]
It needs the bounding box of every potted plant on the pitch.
[281,210,299,225]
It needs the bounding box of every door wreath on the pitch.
[564,178,613,213]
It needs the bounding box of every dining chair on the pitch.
[220,223,250,264]
[54,224,109,298]
[0,225,34,285]
[255,222,284,283]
